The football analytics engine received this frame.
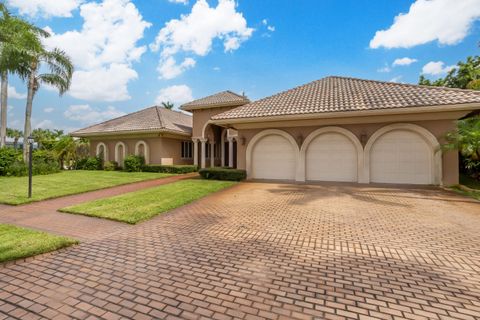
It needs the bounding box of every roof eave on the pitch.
[180,100,250,111]
[212,102,480,125]
[70,128,192,138]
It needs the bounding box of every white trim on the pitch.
[134,140,149,164]
[246,129,300,180]
[201,120,214,139]
[115,142,127,167]
[299,127,364,183]
[96,142,108,161]
[364,123,442,185]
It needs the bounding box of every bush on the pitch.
[199,168,246,181]
[77,156,102,170]
[0,148,21,176]
[142,165,198,174]
[123,155,145,172]
[103,161,118,171]
[5,161,28,176]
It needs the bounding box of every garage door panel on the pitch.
[370,130,432,184]
[306,133,357,182]
[252,135,296,180]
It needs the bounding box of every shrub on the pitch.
[199,168,246,181]
[142,165,198,174]
[5,161,28,176]
[103,161,118,171]
[77,156,102,170]
[123,155,145,172]
[0,148,21,176]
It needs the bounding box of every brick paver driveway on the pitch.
[1,182,479,320]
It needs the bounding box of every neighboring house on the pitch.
[71,106,193,167]
[75,76,480,185]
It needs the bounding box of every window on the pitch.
[205,143,211,158]
[181,141,193,159]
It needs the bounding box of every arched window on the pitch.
[96,142,108,161]
[135,140,149,164]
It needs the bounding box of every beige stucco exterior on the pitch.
[229,114,465,186]
[90,134,193,166]
[191,106,239,138]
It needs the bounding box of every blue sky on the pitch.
[5,0,480,133]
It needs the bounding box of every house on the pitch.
[73,76,480,185]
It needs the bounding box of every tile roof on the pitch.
[181,90,249,110]
[212,76,480,120]
[71,106,192,136]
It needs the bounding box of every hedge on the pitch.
[141,165,198,174]
[199,168,246,181]
[124,155,145,172]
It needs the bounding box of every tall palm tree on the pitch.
[22,47,73,161]
[6,127,22,149]
[161,101,174,110]
[0,4,48,148]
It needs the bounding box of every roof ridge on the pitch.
[326,75,480,94]
[155,106,164,129]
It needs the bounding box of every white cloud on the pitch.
[44,0,150,101]
[392,57,417,66]
[7,0,82,18]
[155,85,193,106]
[262,18,275,32]
[168,0,188,4]
[44,107,55,113]
[213,66,221,71]
[267,25,275,32]
[370,0,480,49]
[150,0,253,79]
[32,119,55,129]
[157,57,196,80]
[7,85,27,99]
[64,104,126,124]
[390,76,403,83]
[69,64,138,101]
[377,65,391,73]
[421,61,455,76]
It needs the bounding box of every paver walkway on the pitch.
[0,182,479,320]
[0,173,197,241]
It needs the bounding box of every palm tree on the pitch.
[6,127,22,149]
[161,101,174,110]
[0,4,48,148]
[22,47,73,161]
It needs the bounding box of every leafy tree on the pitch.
[31,128,64,150]
[161,101,174,110]
[53,136,89,169]
[0,4,48,147]
[6,127,22,149]
[418,56,480,90]
[21,47,73,161]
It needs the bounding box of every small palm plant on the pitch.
[161,101,174,110]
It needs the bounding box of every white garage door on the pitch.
[306,133,358,182]
[252,134,296,180]
[370,130,432,184]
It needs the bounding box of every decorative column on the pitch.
[210,141,215,168]
[200,138,207,169]
[220,134,225,167]
[192,138,198,166]
[228,137,234,168]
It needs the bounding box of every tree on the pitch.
[418,56,480,90]
[53,135,89,169]
[0,4,48,148]
[31,128,64,150]
[6,127,22,149]
[22,47,73,161]
[161,101,174,110]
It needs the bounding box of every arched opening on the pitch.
[365,123,442,185]
[135,140,149,164]
[96,142,108,162]
[115,142,127,168]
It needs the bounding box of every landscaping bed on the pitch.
[451,174,480,201]
[60,179,236,224]
[0,171,174,205]
[0,224,77,263]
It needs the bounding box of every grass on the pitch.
[0,171,174,205]
[60,179,236,224]
[0,224,78,263]
[450,174,480,201]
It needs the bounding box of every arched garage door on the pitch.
[306,132,358,182]
[370,130,432,184]
[251,134,296,180]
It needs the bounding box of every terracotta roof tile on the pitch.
[71,106,192,136]
[212,76,480,120]
[181,90,249,110]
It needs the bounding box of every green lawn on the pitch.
[60,179,236,224]
[0,224,78,263]
[451,174,480,201]
[0,171,174,205]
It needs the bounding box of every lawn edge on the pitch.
[0,172,182,206]
[60,180,239,225]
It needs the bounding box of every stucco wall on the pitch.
[89,135,193,166]
[192,106,238,138]
[235,119,459,185]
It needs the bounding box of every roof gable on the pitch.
[71,106,192,137]
[181,90,249,110]
[212,76,480,120]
